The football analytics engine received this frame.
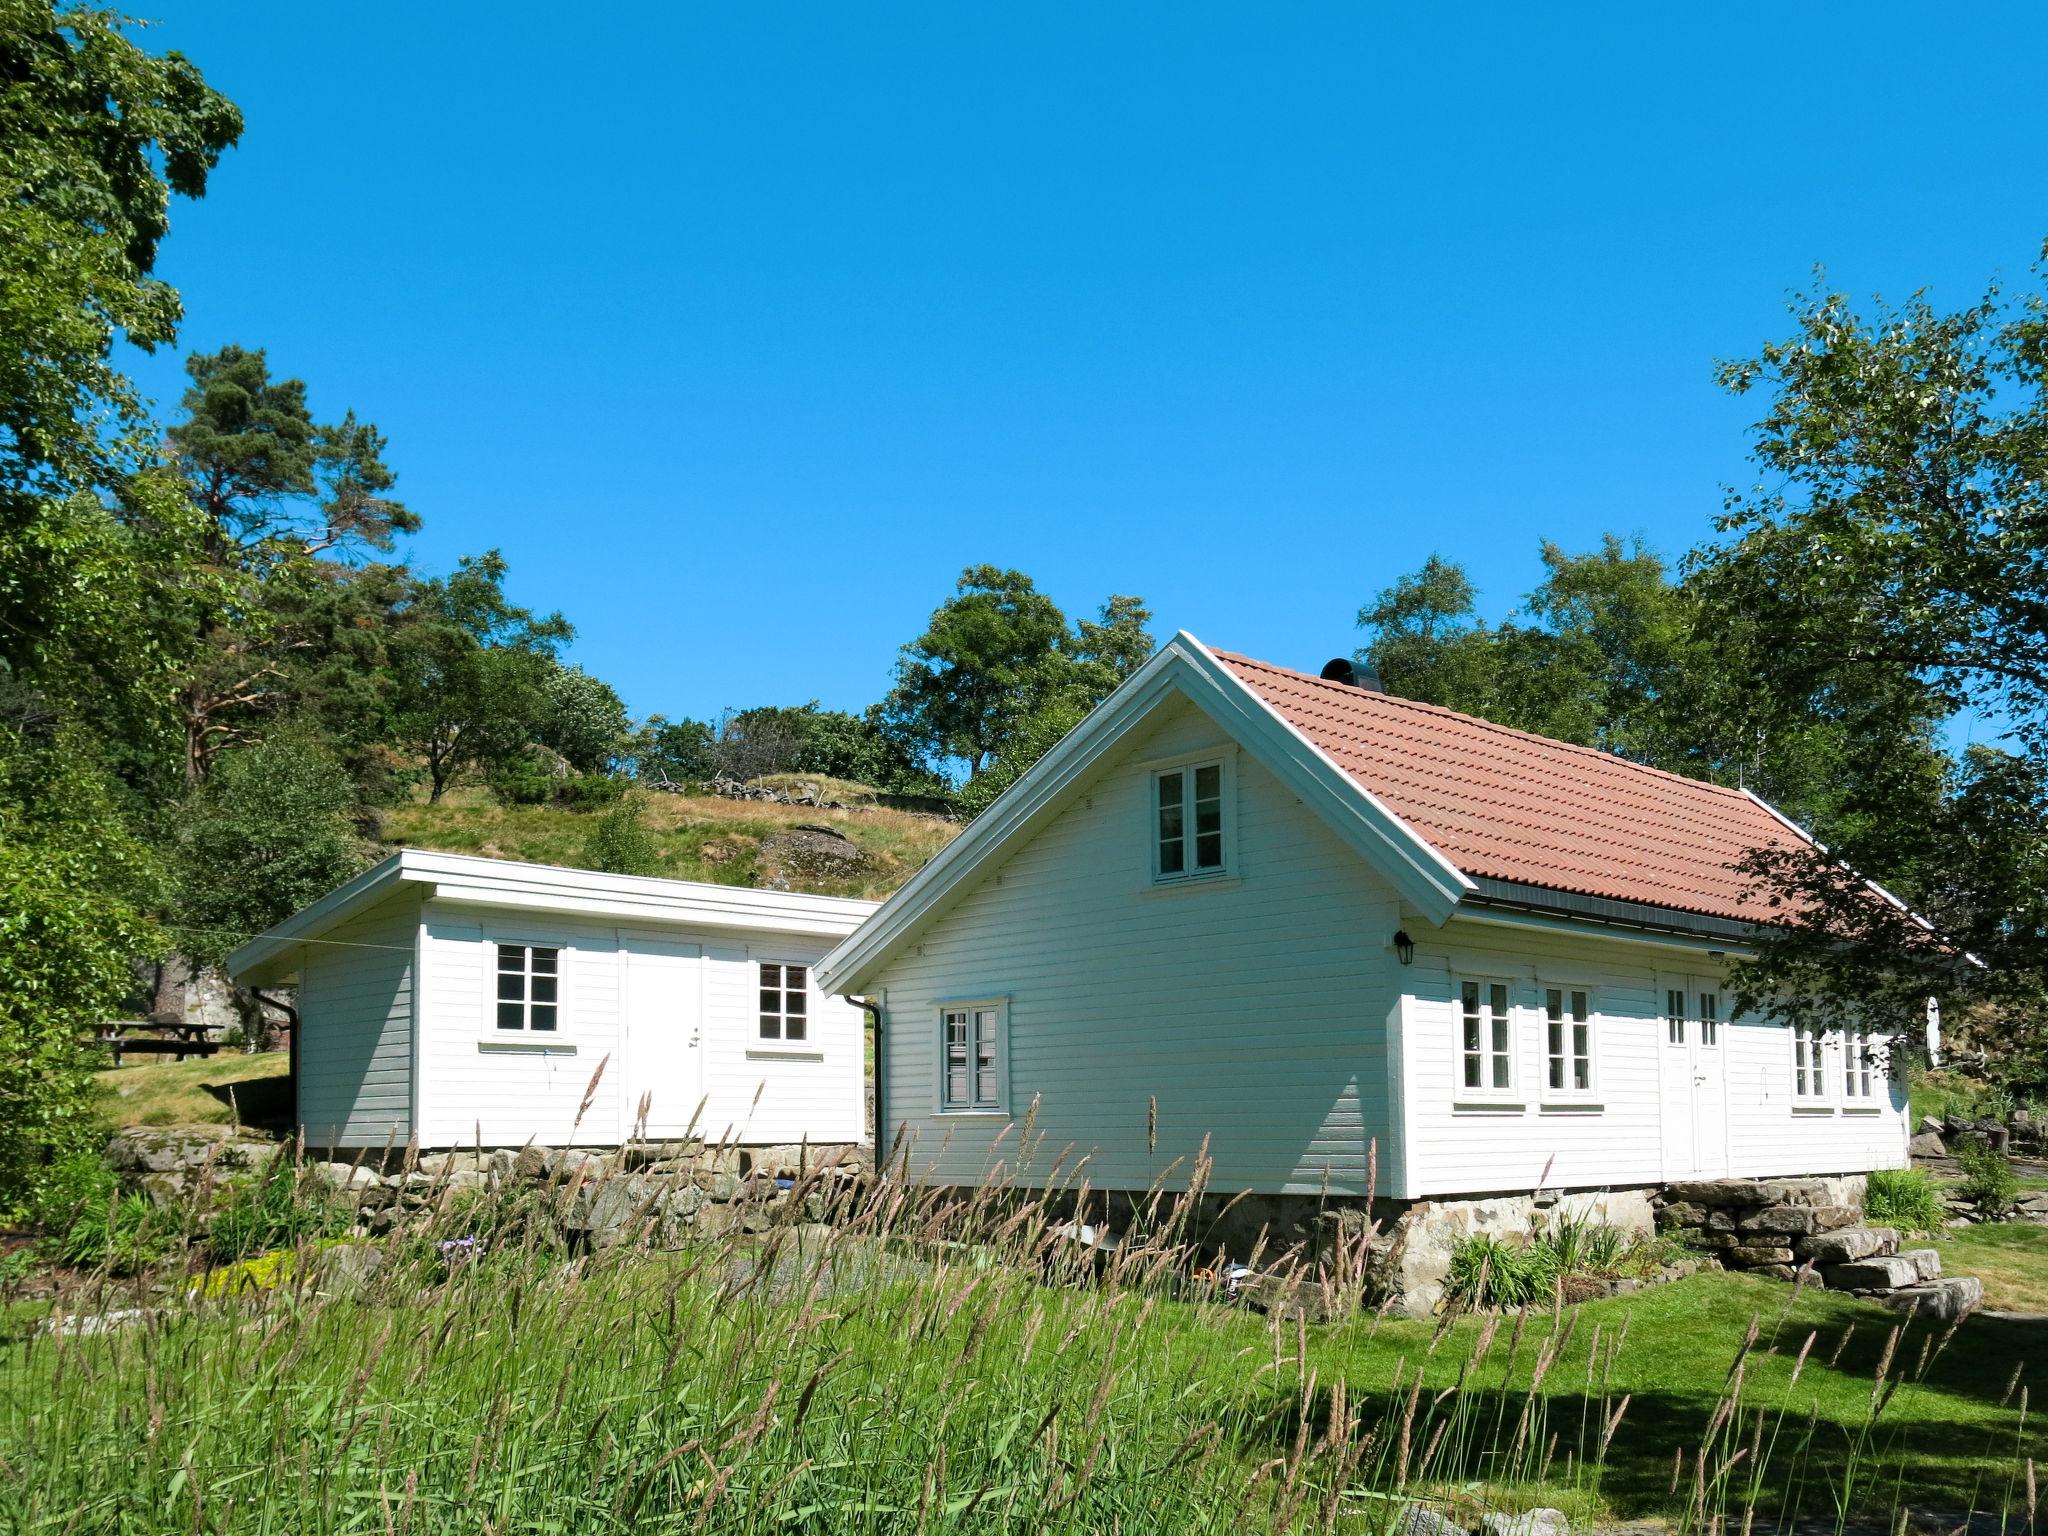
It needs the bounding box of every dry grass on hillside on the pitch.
[94,1051,292,1131]
[380,787,959,900]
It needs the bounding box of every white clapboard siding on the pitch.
[699,937,865,1146]
[416,903,866,1149]
[296,890,421,1148]
[418,906,624,1149]
[1399,916,1909,1196]
[875,696,1403,1197]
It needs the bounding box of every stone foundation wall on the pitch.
[1652,1176,1868,1280]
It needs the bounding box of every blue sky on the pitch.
[127,3,2048,726]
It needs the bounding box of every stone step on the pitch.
[1823,1254,1920,1291]
[1901,1247,1942,1281]
[1797,1226,1900,1264]
[1877,1275,1983,1321]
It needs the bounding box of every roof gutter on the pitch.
[1458,877,1762,948]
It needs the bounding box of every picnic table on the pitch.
[95,1017,223,1067]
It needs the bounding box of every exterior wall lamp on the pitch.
[1393,930,1415,966]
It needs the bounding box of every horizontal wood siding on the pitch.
[1401,917,1908,1196]
[418,903,862,1148]
[296,891,420,1148]
[701,936,866,1146]
[874,697,1401,1196]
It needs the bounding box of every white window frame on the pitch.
[1791,1018,1830,1106]
[1842,1023,1881,1105]
[1149,753,1234,885]
[756,959,811,1043]
[1540,983,1598,1103]
[936,997,1009,1116]
[1696,988,1722,1050]
[1456,977,1517,1102]
[490,939,564,1034]
[1664,986,1688,1048]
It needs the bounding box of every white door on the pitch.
[623,940,703,1139]
[1659,975,1728,1177]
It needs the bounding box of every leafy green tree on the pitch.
[883,566,1076,776]
[537,665,631,775]
[0,5,238,1213]
[1354,554,1489,706]
[954,695,1092,819]
[631,715,718,787]
[0,738,164,1213]
[168,728,373,966]
[1069,594,1154,694]
[1693,264,2048,1069]
[387,552,570,801]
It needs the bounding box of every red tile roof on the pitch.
[1217,650,1804,925]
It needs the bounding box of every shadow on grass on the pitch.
[202,1072,293,1132]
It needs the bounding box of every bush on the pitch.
[488,753,558,806]
[34,1152,182,1274]
[1445,1217,1669,1308]
[1865,1167,1945,1232]
[581,796,660,876]
[555,772,625,811]
[205,1160,351,1263]
[1957,1144,2020,1219]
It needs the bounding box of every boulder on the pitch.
[306,1161,385,1196]
[1797,1227,1898,1264]
[1919,1115,1945,1135]
[1902,1248,1943,1281]
[105,1126,279,1175]
[759,824,873,885]
[1396,1508,1468,1536]
[1723,1241,1795,1267]
[1809,1205,1862,1232]
[1665,1180,1765,1207]
[416,1151,486,1176]
[513,1145,549,1181]
[309,1241,388,1296]
[694,1169,744,1202]
[1878,1276,1983,1321]
[1909,1131,1948,1159]
[621,1139,704,1170]
[1655,1202,1709,1230]
[1482,1510,1568,1536]
[543,1148,603,1182]
[1824,1255,1920,1291]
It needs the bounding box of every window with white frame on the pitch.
[940,1003,1005,1112]
[1154,762,1225,879]
[758,962,807,1041]
[1665,987,1686,1046]
[496,944,559,1032]
[1843,1024,1878,1100]
[1460,980,1513,1092]
[1697,990,1720,1047]
[1544,987,1592,1093]
[1793,1020,1827,1101]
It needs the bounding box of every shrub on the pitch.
[488,754,558,806]
[581,796,660,876]
[205,1160,351,1263]
[1865,1167,1945,1232]
[1958,1144,2020,1219]
[1445,1217,1669,1308]
[34,1152,182,1274]
[555,772,626,811]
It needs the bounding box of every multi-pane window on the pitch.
[1665,988,1686,1046]
[1843,1025,1876,1100]
[1460,980,1513,1091]
[759,962,807,1041]
[1793,1020,1826,1100]
[1697,992,1720,1047]
[1545,987,1592,1092]
[1155,763,1224,878]
[941,1005,1003,1111]
[496,944,559,1032]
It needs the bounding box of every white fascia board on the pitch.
[815,632,1471,994]
[230,848,876,984]
[1448,904,1756,958]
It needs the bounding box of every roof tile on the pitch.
[1217,651,1801,924]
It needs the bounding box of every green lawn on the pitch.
[92,1051,291,1131]
[1931,1222,2048,1312]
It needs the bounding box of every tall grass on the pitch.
[0,1144,2031,1534]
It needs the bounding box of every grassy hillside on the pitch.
[379,786,959,900]
[94,1052,292,1131]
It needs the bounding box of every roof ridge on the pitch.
[1213,649,1755,804]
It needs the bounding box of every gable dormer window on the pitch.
[1154,761,1226,880]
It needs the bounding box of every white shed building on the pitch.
[229,850,876,1153]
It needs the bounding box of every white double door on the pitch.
[622,939,704,1140]
[1659,973,1729,1178]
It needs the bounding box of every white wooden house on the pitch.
[229,851,875,1153]
[815,634,1910,1207]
